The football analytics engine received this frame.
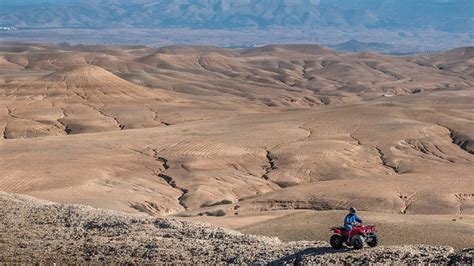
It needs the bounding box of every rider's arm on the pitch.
[355,214,363,223]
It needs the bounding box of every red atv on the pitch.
[329,224,378,250]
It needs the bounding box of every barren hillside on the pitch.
[1,43,473,217]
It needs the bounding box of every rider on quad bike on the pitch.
[329,207,378,249]
[344,207,363,232]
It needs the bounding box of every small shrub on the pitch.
[212,209,227,217]
[200,199,233,208]
[219,199,233,205]
[198,209,227,217]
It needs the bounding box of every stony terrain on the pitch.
[1,192,472,264]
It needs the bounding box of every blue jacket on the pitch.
[344,213,362,230]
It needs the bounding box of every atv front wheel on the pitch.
[351,235,364,249]
[367,233,378,247]
[330,234,343,249]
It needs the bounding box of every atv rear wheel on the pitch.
[367,233,378,247]
[330,234,343,249]
[351,235,364,250]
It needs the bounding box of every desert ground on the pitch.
[0,42,473,259]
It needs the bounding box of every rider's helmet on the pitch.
[349,207,357,214]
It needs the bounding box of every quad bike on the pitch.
[329,224,378,250]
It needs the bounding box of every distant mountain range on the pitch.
[0,0,472,52]
[1,0,472,32]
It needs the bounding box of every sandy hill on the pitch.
[0,64,195,138]
[43,65,176,100]
[2,44,472,107]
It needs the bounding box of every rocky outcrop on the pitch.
[450,130,474,154]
